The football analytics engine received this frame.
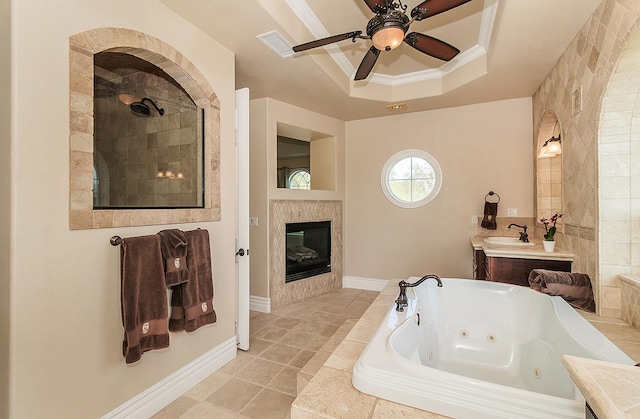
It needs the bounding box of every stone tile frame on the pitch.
[68,27,220,229]
[270,200,343,308]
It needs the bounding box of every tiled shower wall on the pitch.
[270,200,342,308]
[533,0,640,318]
[94,68,202,208]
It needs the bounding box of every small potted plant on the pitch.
[540,212,562,252]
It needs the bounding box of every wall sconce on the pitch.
[537,122,562,159]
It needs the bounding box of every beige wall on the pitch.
[9,1,236,417]
[0,0,10,416]
[249,98,345,298]
[310,137,336,191]
[249,99,270,297]
[345,98,534,280]
[532,0,640,317]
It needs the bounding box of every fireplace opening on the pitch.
[286,221,331,283]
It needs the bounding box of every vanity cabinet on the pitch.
[474,250,571,287]
[473,249,486,280]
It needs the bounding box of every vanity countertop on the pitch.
[562,355,640,418]
[470,236,574,261]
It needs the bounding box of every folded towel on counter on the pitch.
[120,234,169,364]
[169,229,217,332]
[481,201,498,230]
[528,269,595,312]
[158,229,190,287]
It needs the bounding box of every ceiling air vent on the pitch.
[257,30,294,58]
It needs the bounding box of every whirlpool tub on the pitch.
[352,278,634,419]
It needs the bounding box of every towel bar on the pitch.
[111,228,202,246]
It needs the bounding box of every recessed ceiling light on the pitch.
[386,102,407,112]
[257,30,294,58]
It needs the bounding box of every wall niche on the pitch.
[536,110,563,229]
[276,122,336,191]
[69,28,220,229]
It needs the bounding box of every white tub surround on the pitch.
[562,355,640,418]
[352,278,632,419]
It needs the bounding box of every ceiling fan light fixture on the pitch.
[367,11,409,51]
[372,26,406,51]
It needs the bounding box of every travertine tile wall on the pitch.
[270,200,342,308]
[620,275,640,329]
[94,66,202,208]
[599,30,640,320]
[69,27,220,229]
[532,0,640,318]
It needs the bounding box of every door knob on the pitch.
[236,248,245,256]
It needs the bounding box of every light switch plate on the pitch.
[249,217,259,227]
[507,208,518,217]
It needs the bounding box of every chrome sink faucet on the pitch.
[395,274,443,312]
[508,223,529,242]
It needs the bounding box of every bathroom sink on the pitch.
[483,237,535,246]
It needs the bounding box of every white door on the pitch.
[235,88,250,350]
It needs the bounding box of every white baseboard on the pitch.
[342,276,389,291]
[250,295,271,313]
[102,336,237,419]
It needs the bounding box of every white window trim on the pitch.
[380,149,443,208]
[288,168,311,190]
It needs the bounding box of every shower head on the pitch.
[130,97,165,116]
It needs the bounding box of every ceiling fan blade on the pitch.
[355,46,381,81]
[411,0,472,20]
[404,32,460,61]
[293,31,363,53]
[363,0,389,14]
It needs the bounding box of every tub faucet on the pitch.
[508,223,529,243]
[395,274,443,312]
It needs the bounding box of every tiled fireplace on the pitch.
[270,200,342,308]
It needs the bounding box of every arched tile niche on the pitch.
[536,110,563,233]
[69,27,220,229]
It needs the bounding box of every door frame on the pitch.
[235,88,250,350]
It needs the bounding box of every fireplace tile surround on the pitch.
[270,200,342,308]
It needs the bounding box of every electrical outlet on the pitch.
[249,217,259,227]
[508,208,518,217]
[471,215,478,225]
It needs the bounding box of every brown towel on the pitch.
[120,235,170,363]
[528,269,595,312]
[169,229,217,332]
[158,229,190,287]
[481,201,498,230]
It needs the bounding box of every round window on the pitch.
[381,149,443,208]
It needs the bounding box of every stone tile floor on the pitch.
[151,288,380,419]
[150,285,640,419]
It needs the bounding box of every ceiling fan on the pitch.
[292,0,472,81]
